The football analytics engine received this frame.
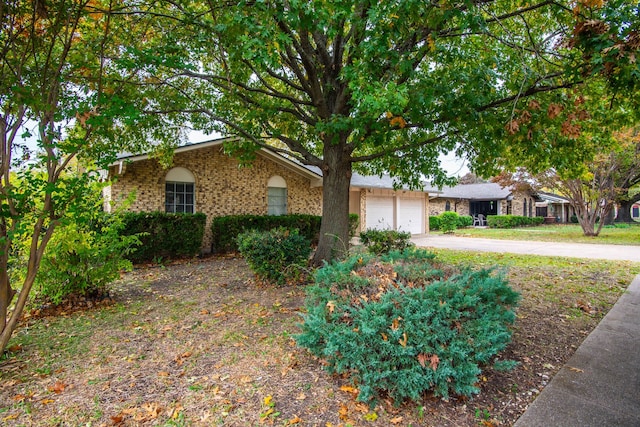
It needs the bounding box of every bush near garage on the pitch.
[429,213,473,231]
[359,229,413,255]
[296,248,520,406]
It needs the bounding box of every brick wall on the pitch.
[429,198,470,216]
[108,145,322,252]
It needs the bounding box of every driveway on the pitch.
[411,234,640,262]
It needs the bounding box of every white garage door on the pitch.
[366,196,394,230]
[398,198,424,234]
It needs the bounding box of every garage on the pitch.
[365,195,425,234]
[365,196,394,230]
[398,198,424,234]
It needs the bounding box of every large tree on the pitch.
[0,0,159,354]
[134,0,638,264]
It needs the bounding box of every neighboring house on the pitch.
[104,137,437,253]
[429,182,538,219]
[535,191,575,223]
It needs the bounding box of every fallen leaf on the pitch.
[363,411,378,421]
[338,403,349,421]
[41,399,55,405]
[568,366,584,373]
[398,332,408,347]
[295,392,306,400]
[429,354,440,371]
[417,353,428,368]
[158,371,170,377]
[390,416,404,424]
[48,381,66,394]
[288,415,302,425]
[340,385,358,395]
[326,301,336,314]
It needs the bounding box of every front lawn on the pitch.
[446,223,640,245]
[1,252,639,426]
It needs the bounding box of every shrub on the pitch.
[439,211,460,233]
[486,215,544,228]
[120,211,206,262]
[296,248,520,406]
[236,227,312,285]
[457,215,473,228]
[211,214,323,253]
[429,215,441,231]
[35,212,140,304]
[359,229,414,255]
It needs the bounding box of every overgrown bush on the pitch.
[236,227,311,285]
[34,212,140,305]
[359,229,413,255]
[487,215,544,228]
[439,211,460,233]
[120,211,206,262]
[296,248,520,406]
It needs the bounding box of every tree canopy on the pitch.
[128,0,638,263]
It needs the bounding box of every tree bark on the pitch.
[615,194,640,223]
[312,143,352,266]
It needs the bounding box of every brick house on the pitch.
[104,137,438,253]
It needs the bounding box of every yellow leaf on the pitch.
[399,332,408,347]
[288,415,302,425]
[263,395,273,406]
[363,411,378,421]
[41,399,55,405]
[340,385,358,395]
[390,416,404,424]
[326,301,336,314]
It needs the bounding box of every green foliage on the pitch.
[429,215,441,231]
[119,212,206,263]
[439,212,460,233]
[457,215,474,228]
[348,213,360,238]
[33,214,139,305]
[211,214,322,253]
[296,248,520,405]
[236,227,311,285]
[430,214,473,231]
[359,229,414,255]
[487,215,544,228]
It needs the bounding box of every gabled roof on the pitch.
[537,191,570,204]
[113,136,440,194]
[436,182,512,201]
[112,137,323,184]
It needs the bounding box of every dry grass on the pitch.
[1,252,639,426]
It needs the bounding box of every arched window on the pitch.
[165,167,195,213]
[523,198,527,216]
[267,176,287,215]
[445,200,451,211]
[529,198,533,217]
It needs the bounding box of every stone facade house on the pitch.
[105,137,438,253]
[429,182,539,220]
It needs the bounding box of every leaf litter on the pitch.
[0,255,637,426]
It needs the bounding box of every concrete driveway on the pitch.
[411,234,640,263]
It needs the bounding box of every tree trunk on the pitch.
[312,144,352,266]
[616,195,640,223]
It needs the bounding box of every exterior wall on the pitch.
[511,192,536,217]
[108,146,322,252]
[429,198,470,216]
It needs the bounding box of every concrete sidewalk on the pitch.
[513,274,640,427]
[411,234,640,262]
[412,234,640,426]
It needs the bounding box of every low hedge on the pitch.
[429,213,473,231]
[487,215,545,228]
[211,214,360,253]
[119,211,206,262]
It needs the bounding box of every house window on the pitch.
[529,198,533,217]
[523,199,527,216]
[445,201,451,211]
[165,167,195,213]
[267,176,287,215]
